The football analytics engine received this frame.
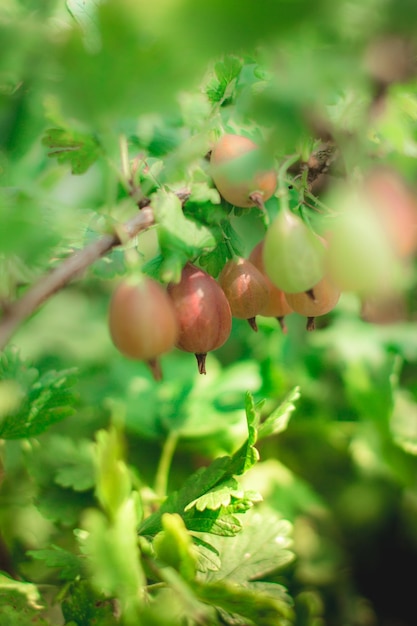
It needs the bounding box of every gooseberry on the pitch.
[263,208,326,294]
[248,240,293,332]
[218,257,270,331]
[167,263,232,374]
[108,277,179,381]
[284,276,340,331]
[210,134,277,208]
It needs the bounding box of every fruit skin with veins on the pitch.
[218,257,270,331]
[167,263,232,374]
[284,276,340,331]
[248,240,293,332]
[108,277,179,381]
[210,134,277,208]
[263,208,326,294]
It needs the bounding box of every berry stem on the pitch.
[249,192,269,227]
[276,316,288,333]
[147,358,163,382]
[306,316,316,331]
[247,317,258,332]
[195,353,207,375]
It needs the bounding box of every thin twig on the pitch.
[0,207,155,351]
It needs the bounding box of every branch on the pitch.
[0,207,155,351]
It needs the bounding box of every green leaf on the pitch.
[27,545,83,580]
[42,128,101,174]
[198,242,231,277]
[192,536,221,573]
[93,426,131,518]
[0,348,78,439]
[152,190,218,282]
[140,396,262,537]
[185,478,243,512]
[258,386,301,440]
[193,578,293,626]
[156,567,213,624]
[139,455,232,536]
[66,0,103,52]
[36,486,94,526]
[185,509,243,536]
[62,579,115,626]
[227,392,260,476]
[202,508,294,585]
[154,513,197,581]
[0,574,42,609]
[79,499,145,609]
[185,480,262,515]
[206,55,243,103]
[0,590,47,626]
[32,435,95,492]
[215,56,243,87]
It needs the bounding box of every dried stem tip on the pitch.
[306,317,316,331]
[147,358,163,382]
[247,317,258,332]
[195,353,207,375]
[276,316,288,334]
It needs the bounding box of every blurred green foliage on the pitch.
[1,0,417,625]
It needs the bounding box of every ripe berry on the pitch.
[263,208,326,294]
[284,276,340,331]
[108,277,179,381]
[248,240,293,332]
[210,134,277,208]
[167,263,232,374]
[218,257,270,331]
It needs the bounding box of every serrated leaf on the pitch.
[49,437,95,492]
[258,386,301,440]
[202,508,294,585]
[215,56,243,86]
[192,536,221,573]
[62,579,114,626]
[36,486,94,526]
[139,455,232,536]
[185,509,243,536]
[198,242,231,277]
[27,545,83,580]
[227,392,260,476]
[185,479,242,512]
[42,128,101,174]
[140,401,261,537]
[206,78,225,103]
[152,190,218,281]
[206,55,242,103]
[193,578,293,626]
[0,349,78,439]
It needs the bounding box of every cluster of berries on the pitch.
[108,134,417,380]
